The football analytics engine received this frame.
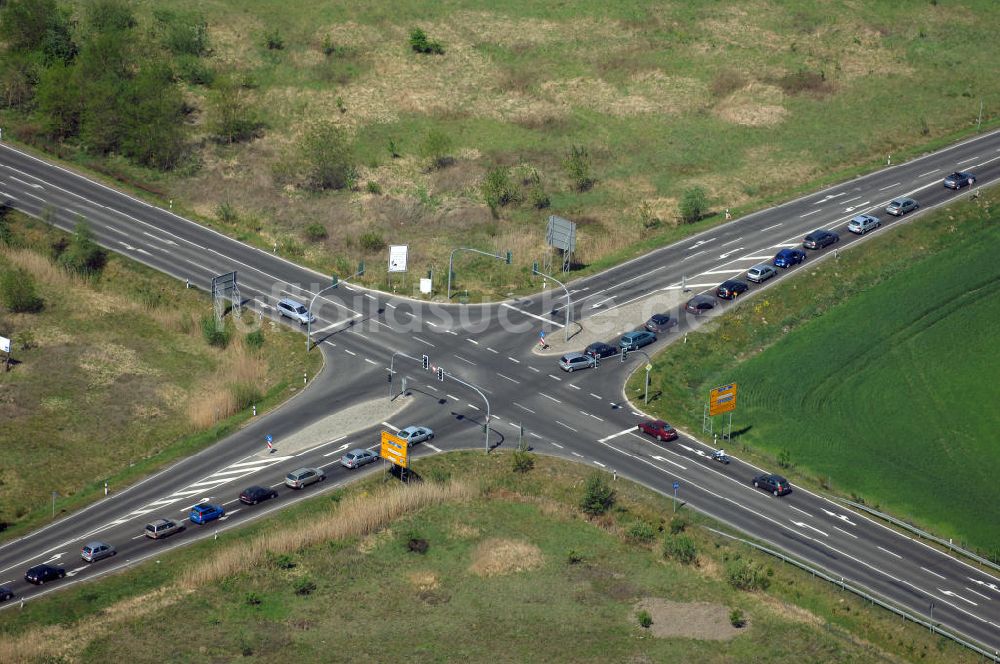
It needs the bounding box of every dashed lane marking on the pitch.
[381,421,399,432]
[528,366,540,373]
[540,393,562,403]
[413,336,434,347]
[513,402,535,413]
[590,393,602,399]
[758,223,782,232]
[568,384,580,390]
[877,181,901,191]
[593,461,606,467]
[498,373,520,384]
[507,357,520,363]
[921,567,946,580]
[799,209,821,218]
[548,374,562,381]
[466,338,480,345]
[833,525,858,539]
[446,394,460,401]
[877,546,903,560]
[454,355,476,365]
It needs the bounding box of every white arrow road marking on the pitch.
[813,192,844,204]
[590,296,615,309]
[66,566,88,577]
[118,241,136,251]
[791,521,828,537]
[821,508,857,526]
[844,201,869,212]
[598,428,633,443]
[718,248,744,259]
[686,238,716,250]
[322,444,350,458]
[650,455,687,470]
[44,553,65,563]
[967,578,1000,593]
[938,589,977,606]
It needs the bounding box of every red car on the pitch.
[637,419,678,442]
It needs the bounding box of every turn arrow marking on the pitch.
[821,508,857,526]
[718,247,744,259]
[791,521,828,537]
[937,589,977,606]
[844,201,869,213]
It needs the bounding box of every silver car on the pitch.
[397,426,434,445]
[746,264,777,283]
[341,448,378,469]
[885,197,918,216]
[847,214,880,235]
[277,298,316,325]
[81,541,116,563]
[285,467,325,489]
[559,352,597,372]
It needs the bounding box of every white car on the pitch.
[397,426,434,445]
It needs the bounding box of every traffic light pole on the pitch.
[447,247,512,300]
[440,370,491,453]
[388,351,422,400]
[532,266,572,342]
[306,265,364,352]
[620,348,653,405]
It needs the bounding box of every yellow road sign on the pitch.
[709,383,738,416]
[380,430,409,468]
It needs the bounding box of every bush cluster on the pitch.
[725,554,770,591]
[579,471,615,516]
[409,28,444,54]
[0,268,43,313]
[662,534,697,564]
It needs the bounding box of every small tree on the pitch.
[265,29,284,50]
[481,166,521,213]
[663,534,697,565]
[58,222,107,276]
[637,610,653,628]
[299,120,354,190]
[679,187,709,224]
[563,145,594,192]
[304,223,328,242]
[511,449,535,473]
[725,555,770,591]
[421,129,453,169]
[729,608,746,628]
[579,471,615,516]
[0,268,43,313]
[200,314,230,348]
[210,76,260,144]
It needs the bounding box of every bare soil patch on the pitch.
[468,538,543,577]
[633,598,745,640]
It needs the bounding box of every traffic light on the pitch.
[357,260,365,276]
[532,261,539,275]
[331,275,339,288]
[620,348,629,363]
[505,250,512,265]
[421,354,429,370]
[436,367,444,381]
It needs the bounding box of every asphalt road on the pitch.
[0,131,998,651]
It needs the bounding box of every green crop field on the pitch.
[2,1,999,298]
[0,453,979,663]
[634,190,1000,553]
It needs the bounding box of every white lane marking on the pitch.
[498,373,520,384]
[721,237,743,246]
[791,521,828,537]
[384,303,396,309]
[412,336,434,347]
[425,385,438,392]
[718,247,744,259]
[446,394,460,401]
[571,452,583,458]
[425,443,442,453]
[821,508,857,526]
[466,338,480,345]
[813,192,844,204]
[568,384,581,391]
[832,525,857,539]
[454,355,476,365]
[877,545,903,560]
[344,349,356,356]
[682,250,706,261]
[957,155,978,164]
[507,357,520,364]
[917,168,940,177]
[530,433,543,440]
[593,461,606,468]
[581,411,604,422]
[967,578,1000,593]
[686,238,716,250]
[556,421,578,432]
[500,303,565,327]
[540,393,561,404]
[877,181,900,191]
[364,358,377,365]
[770,243,799,248]
[528,366,540,373]
[788,505,811,517]
[963,586,990,601]
[322,444,350,457]
[550,441,562,447]
[650,455,686,470]
[843,200,869,212]
[758,223,782,232]
[365,294,377,301]
[142,231,177,246]
[920,567,946,580]
[467,404,480,411]
[447,330,459,336]
[548,374,563,381]
[630,411,642,417]
[227,455,294,469]
[589,295,614,309]
[799,209,821,218]
[700,268,745,275]
[10,176,41,189]
[841,195,861,204]
[938,589,977,606]
[486,347,499,354]
[598,427,634,443]
[513,402,535,414]
[381,421,399,432]
[131,534,146,540]
[589,393,602,400]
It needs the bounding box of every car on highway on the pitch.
[885,197,918,216]
[752,473,792,496]
[746,264,777,284]
[644,313,678,334]
[276,297,315,325]
[803,229,839,249]
[397,426,434,445]
[584,342,618,359]
[190,503,226,525]
[80,541,116,563]
[285,467,326,489]
[341,448,378,469]
[0,586,13,602]
[847,214,881,235]
[716,279,749,300]
[559,352,597,372]
[239,485,279,505]
[619,330,656,351]
[772,248,806,268]
[25,564,65,585]
[637,419,678,442]
[144,518,182,539]
[685,294,716,315]
[943,171,976,189]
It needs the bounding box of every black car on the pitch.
[803,229,839,250]
[0,586,13,602]
[685,294,716,315]
[943,171,975,189]
[752,474,792,497]
[716,280,749,300]
[239,485,279,505]
[25,564,65,585]
[584,342,618,359]
[644,313,678,334]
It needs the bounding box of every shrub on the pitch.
[777,448,792,468]
[387,138,401,159]
[730,608,746,628]
[245,592,262,606]
[321,35,344,57]
[265,29,284,50]
[481,167,522,212]
[230,382,262,411]
[244,329,264,350]
[511,449,535,473]
[366,181,382,195]
[663,535,697,564]
[563,145,594,192]
[300,120,354,190]
[579,471,615,516]
[216,201,239,224]
[154,9,210,56]
[269,553,296,570]
[304,223,328,242]
[407,537,429,554]
[293,577,317,595]
[421,129,454,169]
[566,549,583,564]
[200,314,230,348]
[0,268,43,313]
[176,55,214,86]
[628,520,657,543]
[529,184,550,209]
[725,555,770,591]
[639,200,661,230]
[14,329,36,350]
[279,237,304,257]
[359,231,386,252]
[679,187,709,224]
[669,516,689,535]
[409,28,444,54]
[58,222,107,276]
[637,610,653,628]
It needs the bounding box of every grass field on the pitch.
[4,1,999,298]
[0,453,979,663]
[631,189,1000,554]
[0,211,322,537]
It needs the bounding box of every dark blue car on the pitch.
[190,503,225,525]
[773,248,806,268]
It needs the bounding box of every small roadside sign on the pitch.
[646,363,653,372]
[0,335,9,353]
[672,481,680,491]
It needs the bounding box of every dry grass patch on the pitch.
[407,570,440,592]
[79,343,158,389]
[468,538,543,577]
[757,594,823,626]
[715,83,788,127]
[449,522,480,539]
[633,598,744,640]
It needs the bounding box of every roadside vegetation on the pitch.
[0,210,322,537]
[630,189,1000,557]
[0,1,998,298]
[0,453,979,663]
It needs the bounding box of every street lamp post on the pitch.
[440,370,491,453]
[447,247,512,300]
[620,348,653,405]
[306,266,364,351]
[532,265,572,342]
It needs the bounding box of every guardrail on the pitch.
[831,496,1000,574]
[706,527,1000,662]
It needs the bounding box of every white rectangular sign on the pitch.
[419,278,432,294]
[388,245,408,273]
[0,335,9,353]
